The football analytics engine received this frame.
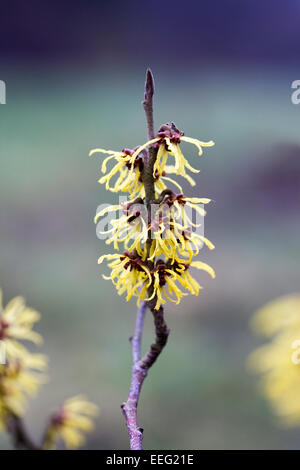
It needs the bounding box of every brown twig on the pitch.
[121,69,170,450]
[142,68,155,142]
[142,68,157,204]
[6,413,40,450]
[121,301,169,450]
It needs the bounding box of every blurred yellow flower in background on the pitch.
[0,354,47,428]
[44,395,99,449]
[0,289,42,358]
[249,294,300,426]
[0,289,47,428]
[0,289,99,449]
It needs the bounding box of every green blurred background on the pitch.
[1,0,300,449]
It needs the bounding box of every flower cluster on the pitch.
[91,122,215,310]
[249,294,300,426]
[90,122,214,200]
[0,289,98,448]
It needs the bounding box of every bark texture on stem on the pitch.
[121,69,170,450]
[131,300,147,366]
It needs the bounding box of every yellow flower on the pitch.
[148,192,215,263]
[98,252,151,303]
[147,260,215,310]
[43,395,99,449]
[98,250,215,311]
[249,294,300,426]
[95,192,215,266]
[130,123,214,186]
[89,147,146,199]
[90,124,214,200]
[0,354,47,428]
[0,290,43,359]
[90,147,182,200]
[95,200,148,256]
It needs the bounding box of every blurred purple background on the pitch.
[2,0,300,66]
